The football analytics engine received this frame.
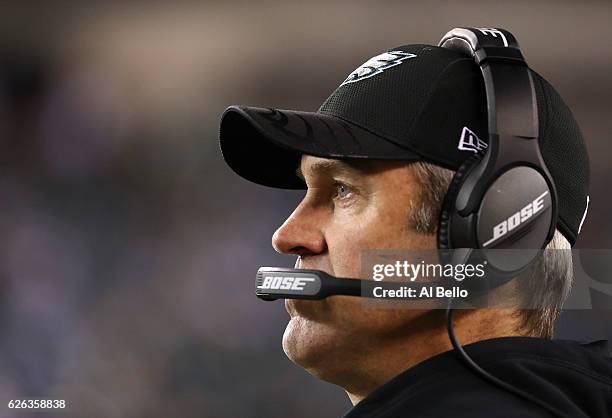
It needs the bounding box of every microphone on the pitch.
[255,267,463,301]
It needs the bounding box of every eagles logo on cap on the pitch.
[340,51,416,87]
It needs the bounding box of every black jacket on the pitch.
[344,337,612,417]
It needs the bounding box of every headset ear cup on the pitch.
[437,153,484,250]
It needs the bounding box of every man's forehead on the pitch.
[296,155,411,180]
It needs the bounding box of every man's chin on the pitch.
[282,316,339,374]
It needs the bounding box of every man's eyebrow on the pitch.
[296,159,360,180]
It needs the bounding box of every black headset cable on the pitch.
[445,298,577,418]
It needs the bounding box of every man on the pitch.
[219,33,612,417]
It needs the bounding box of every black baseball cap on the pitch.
[219,44,590,246]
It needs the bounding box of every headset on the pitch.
[255,28,571,417]
[437,27,557,289]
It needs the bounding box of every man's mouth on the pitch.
[285,298,324,319]
[285,257,332,317]
[284,284,330,318]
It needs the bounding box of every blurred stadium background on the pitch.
[0,1,610,417]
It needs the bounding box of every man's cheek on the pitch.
[327,245,364,279]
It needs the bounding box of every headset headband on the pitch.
[439,27,538,139]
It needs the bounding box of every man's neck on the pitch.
[344,309,526,405]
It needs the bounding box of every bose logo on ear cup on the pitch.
[482,191,549,247]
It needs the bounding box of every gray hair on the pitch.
[408,161,573,339]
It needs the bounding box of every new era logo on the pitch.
[458,127,487,153]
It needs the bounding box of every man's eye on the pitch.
[334,182,353,200]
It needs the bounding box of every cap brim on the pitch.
[219,106,421,189]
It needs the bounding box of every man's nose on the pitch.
[272,204,326,257]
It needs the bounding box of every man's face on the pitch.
[272,155,436,381]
